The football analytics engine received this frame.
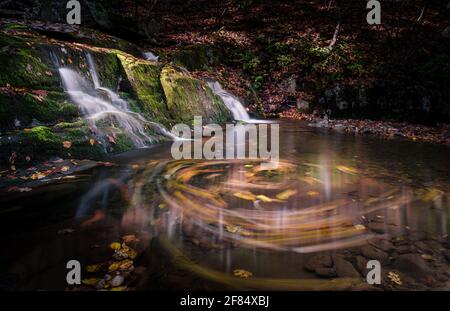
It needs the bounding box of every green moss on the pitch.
[117,54,170,124]
[112,133,134,153]
[160,65,231,124]
[19,126,62,157]
[0,34,60,90]
[0,91,79,130]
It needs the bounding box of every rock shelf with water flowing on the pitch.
[56,52,175,148]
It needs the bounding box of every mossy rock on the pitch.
[0,91,79,130]
[160,65,232,124]
[0,33,60,90]
[168,44,222,71]
[117,54,171,125]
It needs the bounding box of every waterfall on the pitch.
[207,80,274,123]
[143,51,159,62]
[55,51,176,148]
[206,80,250,121]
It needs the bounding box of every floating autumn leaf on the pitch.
[421,254,433,261]
[30,172,47,180]
[89,138,95,146]
[255,194,281,202]
[122,234,139,243]
[336,165,359,175]
[276,189,297,200]
[244,164,253,168]
[421,188,443,202]
[110,286,127,291]
[108,262,120,272]
[70,159,78,165]
[354,224,366,230]
[63,141,72,148]
[86,263,103,273]
[61,166,70,172]
[387,271,402,285]
[119,259,134,270]
[67,57,73,64]
[81,278,101,286]
[110,242,121,250]
[225,224,240,233]
[233,269,253,278]
[233,191,257,201]
[307,191,319,197]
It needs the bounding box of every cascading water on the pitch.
[55,51,176,147]
[207,80,274,124]
[143,51,159,62]
[206,80,251,121]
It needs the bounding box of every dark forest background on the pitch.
[1,0,450,124]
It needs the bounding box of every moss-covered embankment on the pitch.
[0,20,232,167]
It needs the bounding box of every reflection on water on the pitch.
[1,121,449,290]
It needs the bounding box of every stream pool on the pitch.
[0,120,449,290]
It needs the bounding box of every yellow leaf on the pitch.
[233,191,256,201]
[307,191,319,197]
[61,166,70,172]
[421,254,433,261]
[354,224,366,230]
[387,271,402,285]
[108,262,120,272]
[89,138,95,146]
[225,224,240,233]
[110,286,127,291]
[119,259,134,270]
[276,189,297,200]
[421,188,443,202]
[81,278,100,286]
[122,234,139,243]
[110,242,121,250]
[336,165,359,174]
[255,194,274,202]
[86,263,103,273]
[233,269,253,278]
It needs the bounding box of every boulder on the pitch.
[334,255,361,278]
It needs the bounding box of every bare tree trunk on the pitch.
[417,0,428,23]
[328,1,342,50]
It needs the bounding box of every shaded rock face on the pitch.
[0,21,232,166]
[394,254,434,281]
[160,65,232,125]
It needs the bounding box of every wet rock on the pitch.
[304,254,333,272]
[395,245,414,254]
[355,256,368,276]
[394,254,434,280]
[334,255,361,278]
[414,241,432,253]
[442,250,450,262]
[361,245,389,262]
[368,238,394,252]
[315,267,337,278]
[442,26,450,39]
[367,222,386,234]
[110,275,125,287]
